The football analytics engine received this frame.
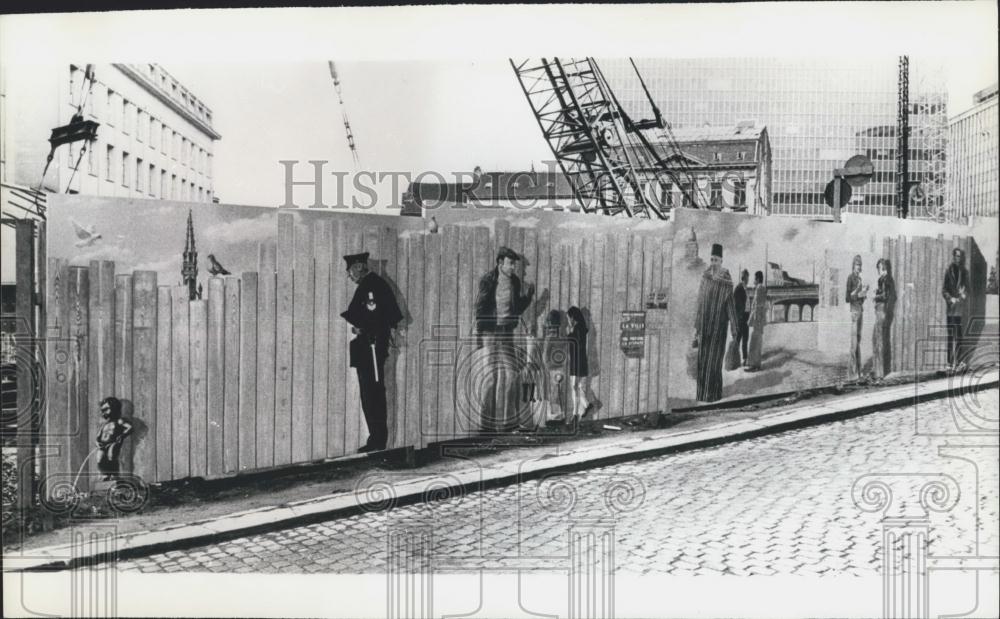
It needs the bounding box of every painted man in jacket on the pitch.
[942,247,970,371]
[474,246,535,430]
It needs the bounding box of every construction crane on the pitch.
[896,55,909,219]
[511,58,697,219]
[328,61,360,167]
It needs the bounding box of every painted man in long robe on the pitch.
[693,243,740,402]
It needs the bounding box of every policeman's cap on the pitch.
[343,252,369,269]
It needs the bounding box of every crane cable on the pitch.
[328,62,360,167]
[629,59,706,209]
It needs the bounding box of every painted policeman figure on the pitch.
[341,252,403,452]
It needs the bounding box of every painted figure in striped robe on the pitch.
[692,243,740,402]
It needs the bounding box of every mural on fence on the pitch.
[667,209,991,407]
[45,197,675,489]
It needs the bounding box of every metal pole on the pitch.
[833,174,842,223]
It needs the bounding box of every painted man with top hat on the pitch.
[692,242,740,403]
[341,251,403,452]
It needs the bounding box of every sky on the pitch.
[167,55,997,208]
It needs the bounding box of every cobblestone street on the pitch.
[111,393,999,576]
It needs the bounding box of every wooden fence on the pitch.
[44,212,674,488]
[883,233,989,374]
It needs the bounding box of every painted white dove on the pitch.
[71,219,102,247]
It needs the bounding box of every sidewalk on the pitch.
[5,368,998,572]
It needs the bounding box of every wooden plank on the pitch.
[391,232,409,448]
[155,286,172,482]
[343,228,365,452]
[934,235,945,367]
[536,229,552,343]
[523,228,539,336]
[189,298,208,478]
[34,222,47,502]
[88,261,115,483]
[326,221,354,458]
[44,259,71,495]
[311,221,332,460]
[638,239,655,414]
[495,218,511,256]
[658,242,673,409]
[598,234,618,421]
[238,273,258,472]
[223,277,241,475]
[67,267,91,490]
[454,227,474,438]
[131,271,157,484]
[327,221,348,458]
[274,213,295,466]
[422,232,442,443]
[206,277,225,478]
[901,236,911,372]
[379,226,401,448]
[623,235,643,417]
[610,234,630,418]
[406,234,425,446]
[589,236,606,418]
[438,225,459,440]
[291,222,315,463]
[170,286,190,480]
[886,237,898,374]
[256,242,277,468]
[114,274,133,403]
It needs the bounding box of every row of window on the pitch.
[97,87,212,177]
[73,141,210,202]
[139,63,213,126]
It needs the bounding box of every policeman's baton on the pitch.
[371,342,380,383]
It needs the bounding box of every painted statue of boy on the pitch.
[96,396,133,480]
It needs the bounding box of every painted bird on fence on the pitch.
[207,254,231,276]
[71,219,102,248]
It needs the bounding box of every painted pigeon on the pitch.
[207,254,231,276]
[71,219,102,248]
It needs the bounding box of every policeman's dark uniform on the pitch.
[340,253,403,452]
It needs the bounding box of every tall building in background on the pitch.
[948,83,999,220]
[602,58,948,219]
[4,63,220,203]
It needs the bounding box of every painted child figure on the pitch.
[96,396,133,480]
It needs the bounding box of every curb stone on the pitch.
[8,370,997,572]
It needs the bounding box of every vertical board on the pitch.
[114,274,133,403]
[88,261,115,483]
[311,221,332,460]
[170,286,190,480]
[523,228,539,336]
[638,240,655,414]
[391,232,409,448]
[589,237,606,418]
[291,222,315,463]
[188,299,208,478]
[274,214,295,466]
[422,232,442,444]
[455,227,474,437]
[223,278,241,474]
[131,271,157,483]
[256,242,277,468]
[609,235,630,418]
[155,286,172,482]
[238,273,258,472]
[68,268,91,489]
[658,242,673,409]
[343,229,365,452]
[599,234,620,420]
[206,277,225,478]
[624,236,644,417]
[495,219,511,257]
[44,260,71,491]
[380,226,401,448]
[438,225,459,439]
[406,235,425,446]
[327,221,348,458]
[536,229,552,344]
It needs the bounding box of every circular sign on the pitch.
[842,155,874,188]
[824,178,852,208]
